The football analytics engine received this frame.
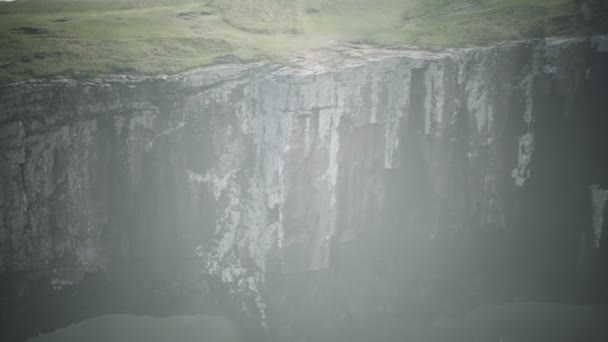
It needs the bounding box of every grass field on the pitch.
[0,0,596,82]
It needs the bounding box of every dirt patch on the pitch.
[176,10,214,20]
[177,11,196,17]
[11,27,48,35]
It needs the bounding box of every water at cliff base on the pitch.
[27,315,244,342]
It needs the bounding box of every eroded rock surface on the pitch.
[1,37,608,341]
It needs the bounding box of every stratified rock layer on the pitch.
[1,37,607,341]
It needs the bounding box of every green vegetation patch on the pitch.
[0,0,602,82]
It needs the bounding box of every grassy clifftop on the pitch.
[0,0,600,82]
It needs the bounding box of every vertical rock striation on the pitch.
[0,36,607,341]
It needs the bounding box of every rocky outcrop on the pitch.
[1,37,607,341]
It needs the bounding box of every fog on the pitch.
[2,1,608,342]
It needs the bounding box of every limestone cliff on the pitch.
[1,36,607,341]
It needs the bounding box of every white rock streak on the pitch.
[591,185,608,249]
[512,43,540,187]
[185,38,594,332]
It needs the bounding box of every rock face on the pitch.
[1,37,607,341]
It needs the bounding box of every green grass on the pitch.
[0,0,594,82]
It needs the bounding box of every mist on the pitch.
[1,1,608,342]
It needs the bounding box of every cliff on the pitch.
[1,36,607,341]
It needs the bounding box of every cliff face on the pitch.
[1,37,607,341]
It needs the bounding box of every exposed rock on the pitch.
[0,37,607,341]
